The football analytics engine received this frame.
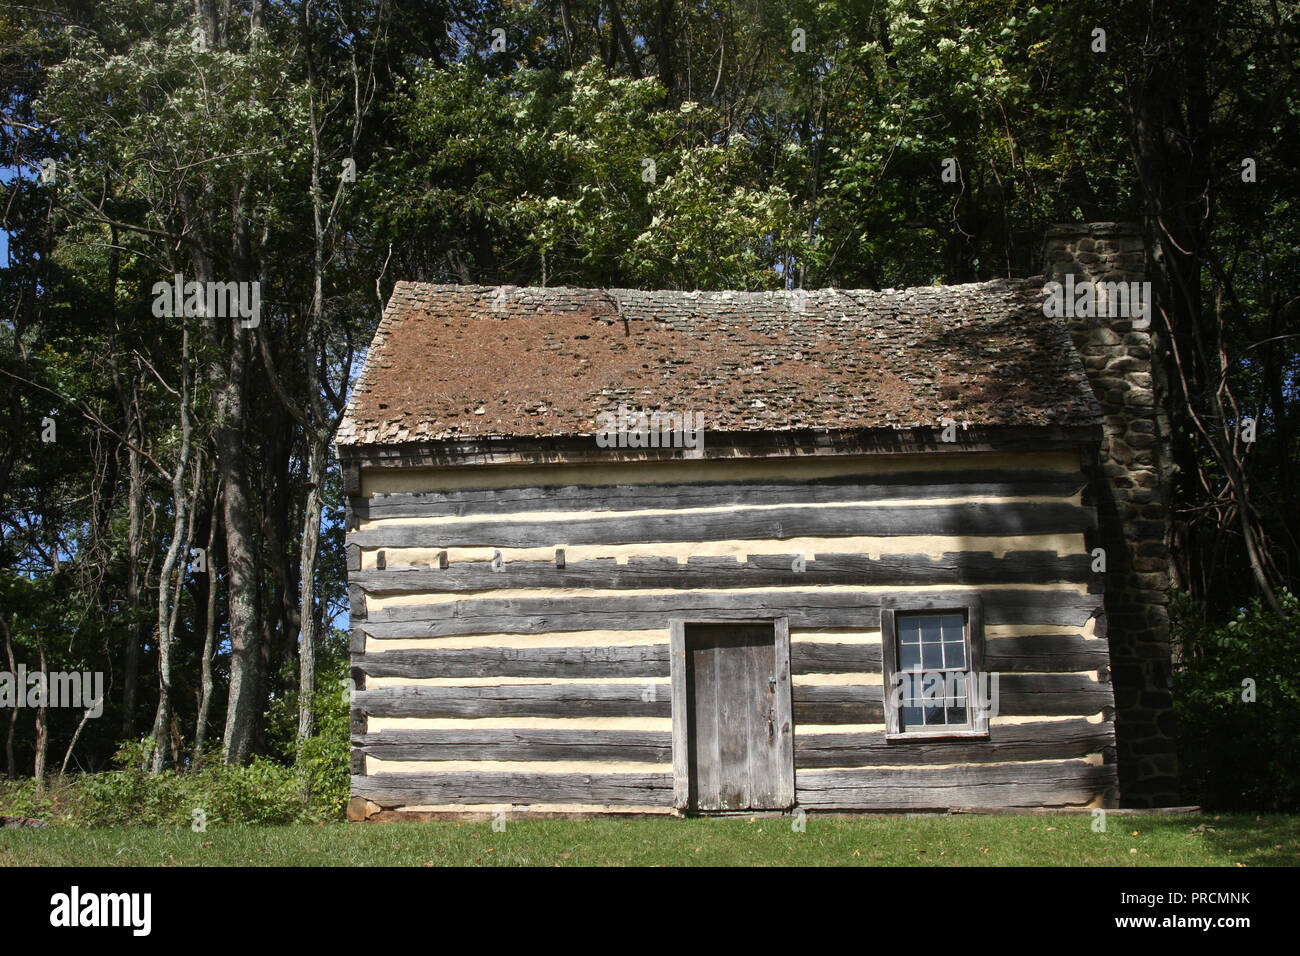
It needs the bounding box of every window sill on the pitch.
[887,730,990,743]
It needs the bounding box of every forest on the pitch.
[0,0,1296,811]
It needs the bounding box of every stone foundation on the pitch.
[1043,222,1180,807]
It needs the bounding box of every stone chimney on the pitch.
[1042,222,1179,808]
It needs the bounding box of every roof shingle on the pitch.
[334,280,1101,447]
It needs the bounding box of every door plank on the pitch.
[746,633,778,807]
[714,629,752,809]
[771,618,796,806]
[688,632,721,810]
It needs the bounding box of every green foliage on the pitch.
[0,737,344,827]
[0,639,350,826]
[380,59,813,289]
[265,652,351,820]
[294,660,351,820]
[376,2,1145,291]
[1172,590,1300,810]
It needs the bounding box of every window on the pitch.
[897,613,969,729]
[881,597,989,740]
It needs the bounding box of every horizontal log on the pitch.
[358,645,669,680]
[355,684,870,722]
[795,685,884,723]
[361,589,1102,639]
[352,470,1087,519]
[346,501,1095,549]
[355,684,671,719]
[993,673,1113,716]
[353,632,1105,681]
[354,674,1108,723]
[356,720,1115,768]
[793,718,1115,768]
[792,638,1111,677]
[795,760,1117,809]
[353,763,1116,810]
[985,634,1110,672]
[355,729,672,763]
[792,643,881,674]
[353,551,1094,593]
[353,772,674,807]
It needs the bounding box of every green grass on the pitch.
[1,813,1297,866]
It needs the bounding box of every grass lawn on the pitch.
[1,812,1297,866]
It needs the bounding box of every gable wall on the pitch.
[344,449,1118,817]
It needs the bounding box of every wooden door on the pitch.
[675,622,794,811]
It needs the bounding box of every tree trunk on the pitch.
[149,327,195,772]
[607,0,642,77]
[2,614,16,779]
[104,220,146,741]
[33,644,48,789]
[119,401,146,739]
[559,0,576,67]
[194,484,221,758]
[296,434,326,744]
[59,700,101,775]
[216,324,262,765]
[655,0,675,98]
[261,413,297,672]
[190,229,262,764]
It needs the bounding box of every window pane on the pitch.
[922,642,943,669]
[920,617,942,645]
[941,614,965,641]
[947,703,967,725]
[899,618,921,644]
[899,642,921,670]
[944,641,966,669]
[901,705,922,729]
[924,703,946,725]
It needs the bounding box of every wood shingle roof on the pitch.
[335,280,1102,447]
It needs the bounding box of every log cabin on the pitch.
[336,223,1178,820]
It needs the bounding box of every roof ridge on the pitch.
[390,278,1049,298]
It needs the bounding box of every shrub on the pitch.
[1172,588,1300,810]
[200,758,311,826]
[264,657,351,820]
[0,736,338,827]
[294,660,351,820]
[75,741,190,827]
